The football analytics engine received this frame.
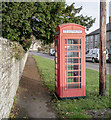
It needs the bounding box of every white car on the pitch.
[49,48,55,56]
[86,48,109,63]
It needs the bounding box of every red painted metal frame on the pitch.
[55,23,86,98]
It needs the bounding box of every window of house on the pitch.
[109,32,111,40]
[106,32,109,41]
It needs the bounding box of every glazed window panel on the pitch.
[68,39,79,44]
[65,39,67,44]
[80,59,81,63]
[68,71,79,76]
[68,46,81,51]
[68,77,80,82]
[68,52,79,57]
[64,38,82,90]
[80,39,81,44]
[65,71,67,79]
[68,65,79,70]
[80,77,81,82]
[68,58,78,63]
[65,46,67,51]
[65,52,67,57]
[65,59,67,64]
[79,52,81,57]
[68,58,81,63]
[65,65,67,70]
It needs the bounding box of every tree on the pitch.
[31,2,96,44]
[2,2,95,49]
[2,2,36,51]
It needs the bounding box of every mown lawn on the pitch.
[33,55,110,119]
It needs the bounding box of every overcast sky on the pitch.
[66,0,110,34]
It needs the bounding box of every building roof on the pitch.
[86,23,111,36]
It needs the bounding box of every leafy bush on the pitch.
[12,41,24,60]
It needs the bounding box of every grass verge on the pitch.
[33,55,110,119]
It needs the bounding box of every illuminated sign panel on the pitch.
[63,30,82,34]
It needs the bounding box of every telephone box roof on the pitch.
[58,23,85,29]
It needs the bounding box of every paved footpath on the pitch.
[11,55,57,118]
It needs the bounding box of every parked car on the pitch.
[49,48,55,56]
[86,48,109,63]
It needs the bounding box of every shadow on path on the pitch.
[10,55,57,118]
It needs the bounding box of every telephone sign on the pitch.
[63,30,82,33]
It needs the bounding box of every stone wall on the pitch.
[0,38,28,119]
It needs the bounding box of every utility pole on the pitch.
[99,0,106,96]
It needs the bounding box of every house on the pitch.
[29,35,54,53]
[86,23,111,53]
[29,35,42,52]
[86,1,111,53]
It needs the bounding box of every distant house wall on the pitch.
[86,35,95,50]
[29,35,42,52]
[30,41,41,52]
[86,31,111,51]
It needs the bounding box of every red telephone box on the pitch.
[55,23,86,98]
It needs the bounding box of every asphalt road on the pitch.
[31,52,111,75]
[86,62,111,75]
[31,52,55,60]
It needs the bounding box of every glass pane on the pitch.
[65,46,67,51]
[68,71,79,76]
[65,39,67,44]
[79,52,81,57]
[68,46,81,51]
[65,71,67,80]
[68,83,80,89]
[68,58,78,63]
[80,77,81,82]
[65,65,67,70]
[80,59,81,63]
[68,52,79,57]
[80,39,81,44]
[65,78,67,89]
[80,71,81,76]
[68,39,78,44]
[68,65,79,70]
[68,58,81,63]
[76,71,81,76]
[68,77,80,82]
[65,52,67,57]
[65,59,67,64]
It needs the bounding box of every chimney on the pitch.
[109,1,111,23]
